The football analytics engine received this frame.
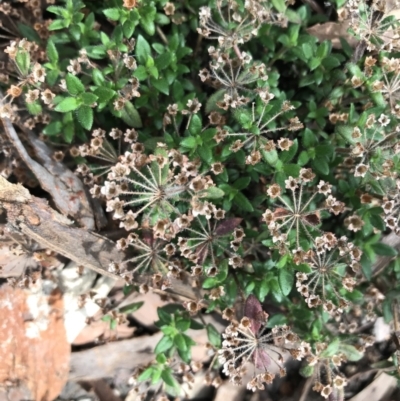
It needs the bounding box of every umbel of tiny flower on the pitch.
[178,216,244,274]
[369,56,400,113]
[200,47,268,109]
[76,128,140,184]
[115,230,174,277]
[295,233,362,313]
[346,0,400,52]
[262,169,345,250]
[216,98,303,165]
[338,113,400,181]
[305,342,350,399]
[100,145,219,234]
[218,295,307,389]
[197,2,287,51]
[381,179,400,235]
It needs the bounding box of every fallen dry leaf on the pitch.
[307,20,359,49]
[0,285,70,401]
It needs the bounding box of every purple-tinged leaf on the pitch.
[244,295,265,334]
[254,348,271,370]
[214,218,242,236]
[142,229,154,247]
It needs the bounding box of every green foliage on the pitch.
[4,0,400,397]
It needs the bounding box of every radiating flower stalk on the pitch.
[214,98,303,165]
[262,169,345,250]
[346,0,400,52]
[295,234,362,313]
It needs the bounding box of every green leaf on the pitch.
[81,93,98,106]
[279,139,298,163]
[134,65,148,81]
[76,106,93,130]
[262,149,278,166]
[63,123,75,143]
[15,49,30,76]
[47,5,67,16]
[312,158,329,175]
[139,4,157,35]
[48,19,69,31]
[176,318,191,332]
[271,0,286,13]
[151,77,169,95]
[320,338,340,358]
[257,279,270,300]
[55,97,80,112]
[119,301,144,314]
[283,164,301,177]
[302,128,316,147]
[94,87,115,103]
[140,16,155,36]
[26,101,42,116]
[65,73,85,95]
[202,277,219,289]
[157,308,173,324]
[279,268,294,296]
[302,43,313,59]
[181,136,197,149]
[156,353,167,364]
[316,41,330,59]
[371,243,398,257]
[202,186,225,199]
[103,8,120,21]
[123,20,135,38]
[234,192,254,212]
[340,37,353,58]
[300,365,314,378]
[188,114,202,136]
[233,177,251,191]
[161,368,180,389]
[295,263,312,273]
[174,333,187,352]
[190,319,204,330]
[121,101,142,128]
[138,366,153,382]
[46,39,59,65]
[18,23,40,43]
[197,145,213,164]
[136,34,151,64]
[155,335,174,354]
[43,121,62,136]
[151,367,162,384]
[309,57,321,70]
[92,69,105,86]
[177,345,191,364]
[361,253,372,280]
[370,214,385,231]
[206,324,221,348]
[339,344,364,362]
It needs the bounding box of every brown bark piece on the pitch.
[69,332,163,381]
[0,286,70,401]
[73,320,136,346]
[348,372,397,401]
[1,113,95,229]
